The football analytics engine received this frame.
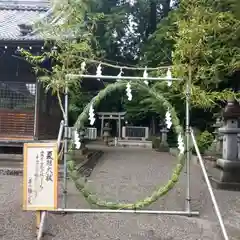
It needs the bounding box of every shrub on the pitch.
[196,130,214,154]
[150,136,161,149]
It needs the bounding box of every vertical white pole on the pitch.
[63,85,68,208]
[185,67,191,213]
[57,120,64,149]
[191,129,229,240]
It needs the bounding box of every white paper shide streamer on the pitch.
[166,68,172,87]
[74,130,81,149]
[96,64,102,81]
[143,67,148,85]
[117,68,123,82]
[165,109,172,129]
[89,104,96,125]
[81,61,86,72]
[177,133,185,155]
[126,82,132,101]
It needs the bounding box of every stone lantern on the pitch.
[210,99,240,190]
[207,117,222,156]
[159,126,169,152]
[103,122,111,146]
[154,120,169,151]
[213,118,222,154]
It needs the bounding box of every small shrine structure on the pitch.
[97,112,126,138]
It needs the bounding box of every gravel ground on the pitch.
[1,148,240,240]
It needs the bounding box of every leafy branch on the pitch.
[143,80,240,112]
[190,85,240,109]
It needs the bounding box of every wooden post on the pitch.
[118,114,121,138]
[36,210,41,235]
[101,115,104,137]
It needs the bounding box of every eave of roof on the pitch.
[0,3,50,42]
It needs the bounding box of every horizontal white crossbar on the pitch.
[51,208,199,216]
[66,74,182,81]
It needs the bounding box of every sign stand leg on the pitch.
[37,211,47,240]
[36,211,41,235]
[185,78,191,214]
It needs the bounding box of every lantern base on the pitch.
[208,160,240,191]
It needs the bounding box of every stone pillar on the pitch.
[161,127,168,144]
[158,127,169,152]
[100,115,104,138]
[210,100,240,190]
[118,115,121,139]
[145,127,149,140]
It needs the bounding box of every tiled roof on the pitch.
[0,4,49,41]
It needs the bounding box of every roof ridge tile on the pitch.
[0,4,49,12]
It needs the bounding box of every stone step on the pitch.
[114,140,152,149]
[0,160,23,167]
[0,162,67,178]
[0,154,22,161]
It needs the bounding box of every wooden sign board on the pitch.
[23,143,58,211]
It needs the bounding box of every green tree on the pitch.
[133,0,240,131]
[22,0,240,130]
[21,0,102,117]
[173,0,240,88]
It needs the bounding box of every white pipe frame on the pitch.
[190,128,229,240]
[51,209,199,215]
[56,73,198,218]
[66,74,181,81]
[60,73,195,217]
[37,209,47,240]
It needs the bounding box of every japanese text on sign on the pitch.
[23,143,58,211]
